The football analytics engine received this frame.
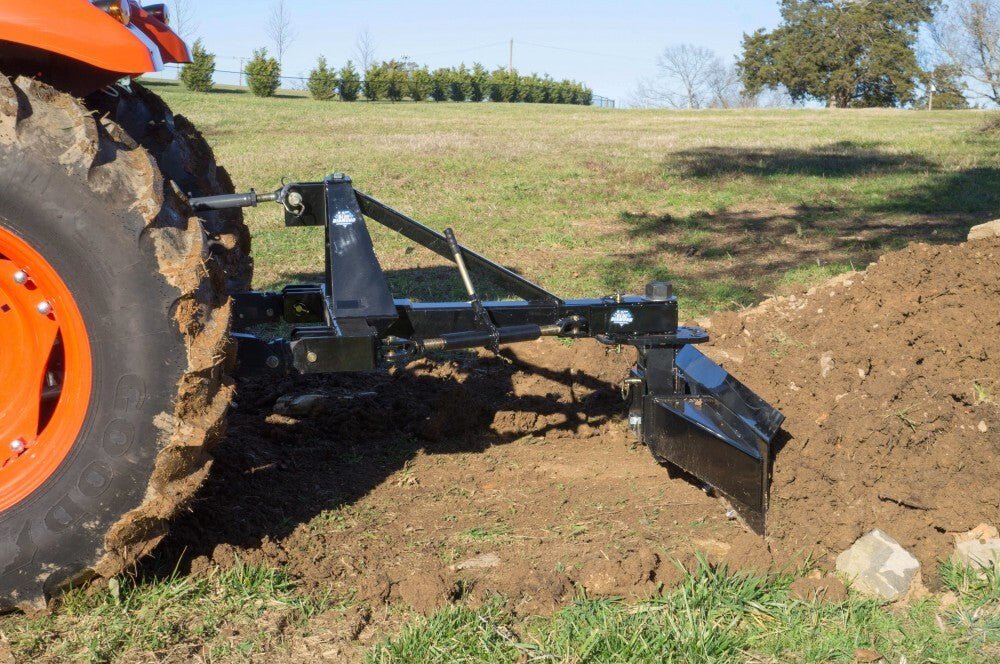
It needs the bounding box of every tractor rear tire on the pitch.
[0,76,234,612]
[88,82,253,292]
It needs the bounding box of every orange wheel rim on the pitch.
[0,226,92,511]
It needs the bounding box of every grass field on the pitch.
[145,80,998,316]
[1,81,998,662]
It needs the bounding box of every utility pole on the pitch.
[508,38,513,74]
[239,57,246,86]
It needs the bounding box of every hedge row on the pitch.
[182,48,594,105]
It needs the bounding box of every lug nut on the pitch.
[13,270,28,284]
[9,438,25,454]
[36,301,52,315]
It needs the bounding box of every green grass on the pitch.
[144,79,999,317]
[1,561,332,661]
[371,561,1000,663]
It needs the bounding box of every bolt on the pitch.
[306,351,318,363]
[265,355,280,369]
[36,301,52,315]
[13,271,28,284]
[9,438,25,454]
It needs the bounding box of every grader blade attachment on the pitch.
[628,345,784,533]
[190,172,785,533]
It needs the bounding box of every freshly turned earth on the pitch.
[155,237,998,652]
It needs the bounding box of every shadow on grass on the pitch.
[603,144,1000,306]
[269,263,547,303]
[669,142,935,178]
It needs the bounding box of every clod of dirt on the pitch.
[479,567,574,616]
[394,572,456,615]
[579,547,660,599]
[789,575,848,603]
[357,573,392,606]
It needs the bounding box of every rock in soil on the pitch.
[968,219,1000,241]
[836,529,920,601]
[952,523,1000,569]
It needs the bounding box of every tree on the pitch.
[266,0,296,67]
[705,61,744,108]
[932,1,1000,105]
[409,66,432,102]
[363,62,383,101]
[469,63,488,102]
[170,0,197,40]
[654,44,718,108]
[338,61,361,101]
[307,56,337,101]
[180,39,214,92]
[245,48,281,97]
[918,64,971,109]
[430,68,450,101]
[739,0,938,108]
[448,66,467,101]
[355,29,377,75]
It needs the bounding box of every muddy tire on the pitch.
[0,76,233,612]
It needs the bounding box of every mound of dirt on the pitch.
[706,237,999,578]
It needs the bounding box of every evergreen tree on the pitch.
[180,39,215,92]
[430,68,450,101]
[307,56,337,100]
[338,61,361,101]
[245,48,281,97]
[448,66,467,101]
[738,0,939,108]
[469,63,488,102]
[409,66,432,101]
[487,68,506,102]
[381,59,409,102]
[363,62,384,101]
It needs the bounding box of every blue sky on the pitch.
[173,1,783,103]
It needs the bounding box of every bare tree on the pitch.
[705,61,743,108]
[170,0,197,40]
[633,44,719,109]
[266,0,297,67]
[932,0,1000,105]
[355,29,377,74]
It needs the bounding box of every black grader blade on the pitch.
[190,173,785,532]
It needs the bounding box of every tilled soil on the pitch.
[154,237,998,654]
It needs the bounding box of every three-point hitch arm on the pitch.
[189,173,783,533]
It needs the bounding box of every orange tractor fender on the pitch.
[0,1,190,78]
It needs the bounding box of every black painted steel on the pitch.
[218,172,784,533]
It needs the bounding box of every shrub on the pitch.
[338,61,361,101]
[245,48,281,97]
[180,40,215,92]
[307,56,337,101]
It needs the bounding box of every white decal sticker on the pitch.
[610,309,634,327]
[331,210,357,227]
